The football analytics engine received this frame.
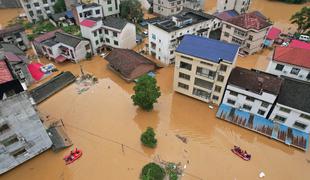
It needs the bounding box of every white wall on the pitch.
[20,0,56,23]
[119,23,137,49]
[99,0,120,16]
[75,40,91,62]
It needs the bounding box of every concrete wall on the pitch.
[119,23,136,49]
[153,0,184,16]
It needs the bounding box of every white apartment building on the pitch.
[20,0,57,23]
[266,46,310,82]
[174,35,239,105]
[72,3,103,25]
[148,9,216,64]
[0,24,30,51]
[222,67,283,118]
[153,0,203,16]
[220,11,272,55]
[80,16,136,54]
[269,77,310,133]
[217,0,251,14]
[79,0,120,16]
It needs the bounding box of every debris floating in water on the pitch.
[176,134,188,144]
[76,73,98,94]
[259,172,266,178]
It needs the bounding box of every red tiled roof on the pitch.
[0,60,13,84]
[266,27,281,40]
[80,19,96,27]
[273,46,310,69]
[226,11,272,30]
[34,29,63,43]
[289,40,310,50]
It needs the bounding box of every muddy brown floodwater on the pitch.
[2,1,310,180]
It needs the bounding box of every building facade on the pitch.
[153,0,186,16]
[0,24,30,51]
[220,11,271,55]
[72,3,103,25]
[20,0,57,23]
[0,92,52,174]
[266,46,310,82]
[148,9,216,64]
[217,0,251,14]
[269,77,310,133]
[174,35,239,105]
[222,67,283,118]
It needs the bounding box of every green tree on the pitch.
[120,0,144,23]
[131,75,161,111]
[141,163,166,180]
[140,127,157,148]
[290,6,310,35]
[278,0,309,4]
[27,34,35,41]
[53,0,66,13]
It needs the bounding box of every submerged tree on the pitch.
[141,163,166,180]
[119,0,144,23]
[53,0,66,13]
[290,6,310,35]
[131,75,161,111]
[140,127,157,148]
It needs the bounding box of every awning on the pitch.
[197,28,209,33]
[55,55,67,63]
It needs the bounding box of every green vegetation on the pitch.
[120,0,144,23]
[290,6,310,35]
[278,0,309,4]
[140,127,157,148]
[131,75,161,111]
[53,0,66,13]
[32,21,57,35]
[61,25,80,36]
[141,163,166,180]
[165,163,179,180]
[85,52,92,60]
[27,34,35,41]
[148,7,153,14]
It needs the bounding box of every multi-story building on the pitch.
[80,16,136,54]
[269,77,310,133]
[0,24,30,51]
[148,8,216,64]
[174,35,239,105]
[266,46,310,82]
[20,0,57,23]
[72,3,103,25]
[0,91,52,174]
[222,67,283,118]
[77,0,120,16]
[64,0,78,11]
[153,0,186,16]
[220,11,272,55]
[217,0,251,14]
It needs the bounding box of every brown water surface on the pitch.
[0,8,23,28]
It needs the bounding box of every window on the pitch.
[34,2,39,7]
[226,25,231,29]
[179,72,190,80]
[79,13,83,18]
[93,31,97,37]
[232,37,243,45]
[307,72,310,80]
[43,0,48,3]
[220,64,227,72]
[248,35,253,41]
[257,109,266,116]
[193,88,211,100]
[98,29,102,34]
[246,43,251,48]
[246,96,255,102]
[214,85,221,92]
[227,99,235,105]
[217,75,224,82]
[261,101,269,108]
[95,9,100,14]
[234,29,246,37]
[243,104,252,111]
[37,10,42,14]
[229,91,238,96]
[196,67,216,80]
[107,0,112,4]
[95,40,99,45]
[2,135,19,147]
[152,34,156,40]
[224,32,229,37]
[170,51,173,55]
[114,41,119,46]
[85,44,90,50]
[213,95,219,101]
[108,7,113,11]
[279,107,291,113]
[105,38,110,43]
[113,32,117,37]
[293,121,307,130]
[29,11,34,17]
[275,64,284,71]
[290,67,300,75]
[0,124,9,134]
[11,147,27,158]
[100,38,104,42]
[178,82,189,90]
[274,115,286,123]
[180,61,192,71]
[44,7,50,11]
[300,114,310,120]
[180,55,193,61]
[104,29,109,35]
[26,4,31,9]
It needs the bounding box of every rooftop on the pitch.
[228,67,283,95]
[289,40,310,50]
[34,29,63,43]
[80,19,97,28]
[277,76,310,113]
[103,17,128,30]
[266,27,281,40]
[154,8,214,32]
[213,10,239,21]
[0,60,13,84]
[54,32,85,47]
[176,35,239,63]
[0,43,25,55]
[273,46,310,69]
[226,11,272,31]
[0,24,24,38]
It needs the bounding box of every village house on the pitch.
[217,0,251,14]
[72,3,103,25]
[20,0,57,23]
[148,8,217,64]
[173,35,239,105]
[34,31,91,63]
[222,67,283,118]
[266,46,310,82]
[105,48,156,82]
[78,0,120,16]
[263,27,281,47]
[220,11,272,55]
[80,16,136,54]
[49,11,75,27]
[0,24,30,51]
[153,0,203,16]
[269,77,310,133]
[0,91,52,174]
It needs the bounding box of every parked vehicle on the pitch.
[231,146,251,161]
[299,35,310,42]
[64,148,82,165]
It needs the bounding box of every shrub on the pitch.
[140,127,157,148]
[141,163,165,180]
[85,52,92,60]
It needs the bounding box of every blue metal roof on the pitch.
[226,10,239,17]
[65,11,74,19]
[176,35,239,63]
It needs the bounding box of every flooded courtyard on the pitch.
[1,0,310,180]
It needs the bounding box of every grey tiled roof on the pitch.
[54,32,84,47]
[103,17,128,30]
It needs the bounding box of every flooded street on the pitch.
[2,1,310,180]
[0,8,23,28]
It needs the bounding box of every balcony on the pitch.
[192,88,211,100]
[196,67,216,81]
[194,78,213,91]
